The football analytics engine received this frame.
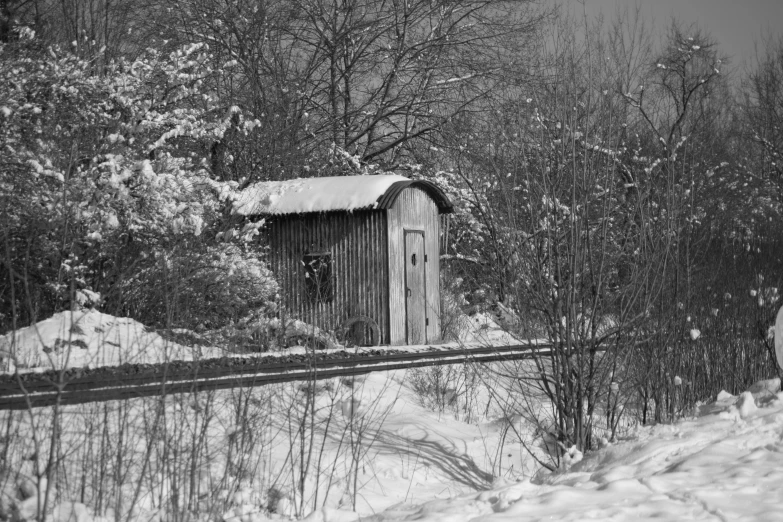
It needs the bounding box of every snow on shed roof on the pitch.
[232,175,453,216]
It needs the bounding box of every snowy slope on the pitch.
[371,386,783,522]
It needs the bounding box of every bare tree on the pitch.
[161,0,544,182]
[429,14,743,453]
[742,35,783,203]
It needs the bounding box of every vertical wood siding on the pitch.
[387,187,441,345]
[265,211,389,343]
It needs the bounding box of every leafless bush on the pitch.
[406,363,488,424]
[0,368,395,522]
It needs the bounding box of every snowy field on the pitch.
[6,371,781,522]
[1,311,782,522]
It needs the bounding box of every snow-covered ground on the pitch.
[10,370,783,522]
[2,311,783,522]
[370,384,783,522]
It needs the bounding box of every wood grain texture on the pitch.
[405,231,426,344]
[387,187,441,345]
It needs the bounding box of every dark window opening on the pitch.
[303,252,333,302]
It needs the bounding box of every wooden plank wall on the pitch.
[264,211,390,343]
[387,187,441,345]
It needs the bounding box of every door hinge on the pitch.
[424,254,428,262]
[426,318,429,326]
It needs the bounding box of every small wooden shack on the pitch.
[233,175,453,345]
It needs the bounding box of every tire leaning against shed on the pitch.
[340,316,381,347]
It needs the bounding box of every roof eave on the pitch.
[375,180,454,214]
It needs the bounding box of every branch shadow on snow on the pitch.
[374,425,494,491]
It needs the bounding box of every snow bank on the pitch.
[0,310,220,372]
[452,312,520,345]
[373,379,783,521]
[232,175,409,215]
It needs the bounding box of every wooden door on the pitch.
[404,230,427,344]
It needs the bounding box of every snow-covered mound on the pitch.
[0,310,221,372]
[371,380,783,521]
[451,312,520,345]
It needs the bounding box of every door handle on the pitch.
[406,288,412,298]
[411,253,417,266]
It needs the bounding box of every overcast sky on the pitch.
[578,0,783,69]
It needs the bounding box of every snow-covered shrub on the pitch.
[120,243,277,330]
[0,41,276,332]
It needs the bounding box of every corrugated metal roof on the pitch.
[232,175,453,216]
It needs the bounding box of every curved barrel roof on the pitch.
[232,175,453,216]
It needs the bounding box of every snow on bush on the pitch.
[119,243,277,330]
[0,41,277,333]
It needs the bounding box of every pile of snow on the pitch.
[450,312,521,345]
[0,310,221,372]
[371,378,783,521]
[232,175,409,215]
